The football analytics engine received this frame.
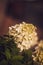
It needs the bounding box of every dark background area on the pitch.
[5,0,43,28]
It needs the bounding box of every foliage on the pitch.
[0,35,33,65]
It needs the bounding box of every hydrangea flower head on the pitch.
[9,22,38,52]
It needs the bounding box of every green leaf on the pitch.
[0,60,7,65]
[5,48,11,60]
[12,55,23,61]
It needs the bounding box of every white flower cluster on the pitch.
[38,40,43,48]
[32,40,43,65]
[9,22,38,51]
